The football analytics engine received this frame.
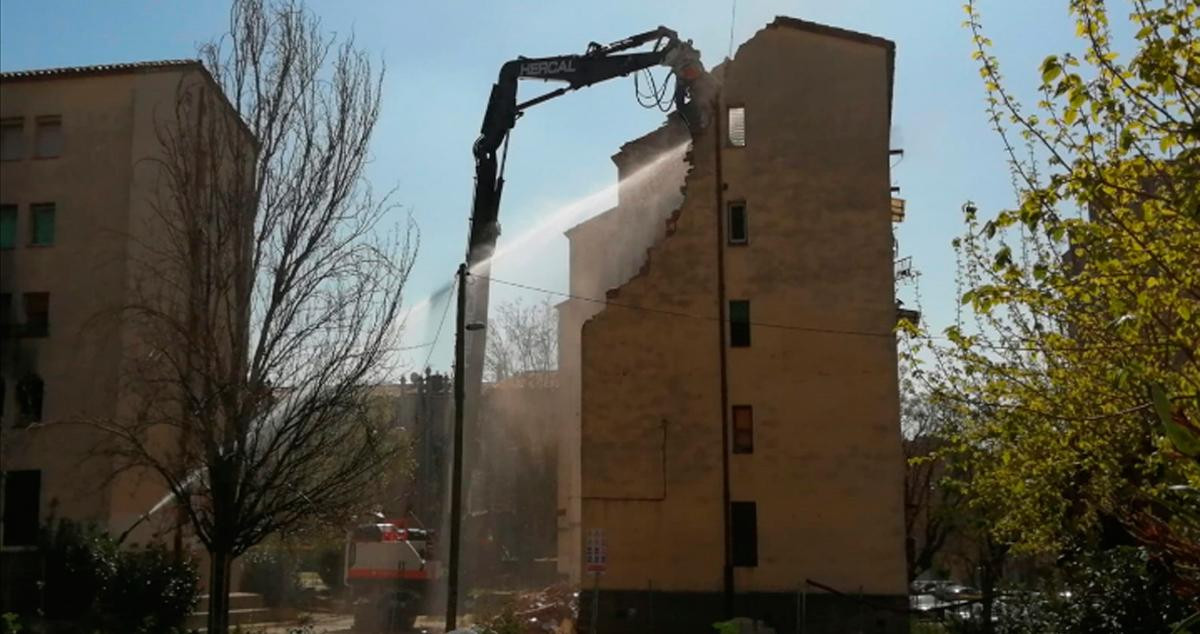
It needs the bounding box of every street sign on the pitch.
[585,528,607,573]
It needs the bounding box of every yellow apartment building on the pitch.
[0,60,251,609]
[559,18,909,633]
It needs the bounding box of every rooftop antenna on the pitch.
[727,0,738,59]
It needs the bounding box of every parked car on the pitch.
[911,579,954,595]
[909,593,942,613]
[937,584,983,602]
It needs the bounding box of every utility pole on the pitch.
[445,263,467,629]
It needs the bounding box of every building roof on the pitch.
[563,204,618,239]
[0,59,202,82]
[767,16,894,50]
[1,58,259,149]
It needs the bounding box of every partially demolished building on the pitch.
[558,18,909,633]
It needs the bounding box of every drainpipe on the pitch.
[711,88,734,618]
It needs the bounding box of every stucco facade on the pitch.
[556,118,692,585]
[563,18,908,632]
[0,61,247,561]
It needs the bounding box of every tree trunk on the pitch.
[906,535,916,582]
[980,571,995,634]
[979,540,1005,634]
[207,548,233,634]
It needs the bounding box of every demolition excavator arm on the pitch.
[466,25,714,266]
[444,27,715,627]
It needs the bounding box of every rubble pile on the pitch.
[476,584,578,634]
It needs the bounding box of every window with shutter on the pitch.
[23,292,49,337]
[731,501,758,567]
[0,119,22,161]
[16,375,44,425]
[31,203,55,245]
[728,106,746,147]
[0,205,16,248]
[732,405,754,454]
[729,300,750,347]
[728,201,748,244]
[2,470,41,546]
[34,116,62,158]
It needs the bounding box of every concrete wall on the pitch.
[1,72,142,527]
[557,119,691,583]
[572,18,907,632]
[0,65,247,547]
[111,68,209,538]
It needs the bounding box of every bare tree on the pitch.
[484,298,557,385]
[96,1,415,631]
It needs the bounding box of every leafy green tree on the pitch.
[906,0,1199,603]
[28,520,198,633]
[996,546,1192,634]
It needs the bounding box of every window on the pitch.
[0,293,11,328]
[731,501,758,567]
[0,293,9,351]
[34,116,62,158]
[0,205,15,248]
[23,292,48,337]
[16,374,43,425]
[2,470,41,546]
[727,106,746,147]
[732,405,754,454]
[30,203,55,245]
[0,118,22,161]
[729,300,750,347]
[727,201,748,245]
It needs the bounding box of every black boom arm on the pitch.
[466,26,710,265]
[445,28,714,628]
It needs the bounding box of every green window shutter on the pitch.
[728,202,748,244]
[729,300,751,347]
[0,205,15,248]
[731,501,758,567]
[730,300,750,322]
[31,204,55,245]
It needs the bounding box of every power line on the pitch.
[473,273,896,339]
[423,273,1169,356]
[395,341,436,352]
[477,275,1174,352]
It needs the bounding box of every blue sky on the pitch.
[1,1,1089,372]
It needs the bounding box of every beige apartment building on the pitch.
[0,61,249,607]
[559,18,909,632]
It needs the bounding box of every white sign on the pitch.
[585,528,607,573]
